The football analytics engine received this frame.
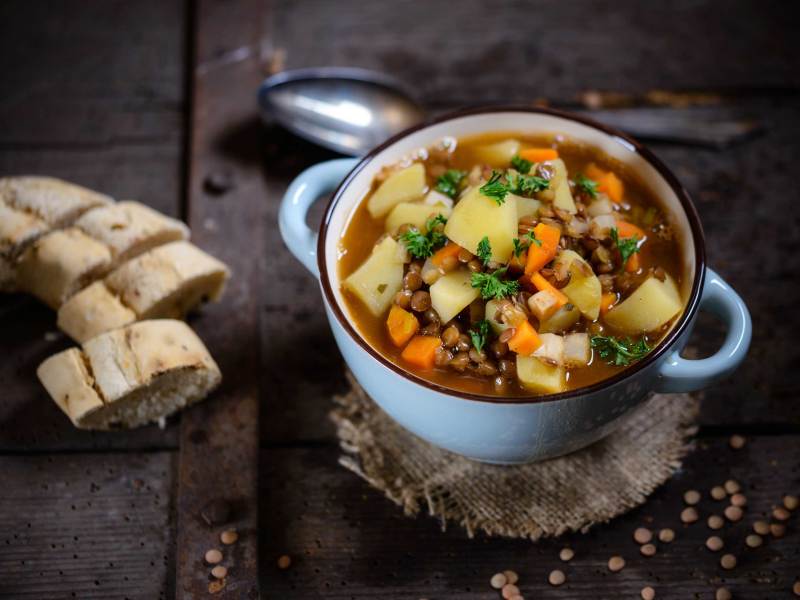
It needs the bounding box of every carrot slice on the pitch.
[529,272,569,307]
[584,163,624,203]
[519,148,559,163]
[386,305,420,347]
[624,252,641,273]
[430,242,461,268]
[508,320,542,356]
[524,223,561,275]
[400,335,442,369]
[615,220,646,240]
[600,292,618,315]
[584,163,606,182]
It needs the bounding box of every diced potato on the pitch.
[528,289,560,321]
[485,299,513,335]
[423,190,454,210]
[517,354,566,394]
[429,268,480,324]
[533,333,564,366]
[586,196,614,217]
[367,163,426,218]
[444,186,517,264]
[513,194,541,220]
[589,214,616,239]
[546,158,577,214]
[604,275,682,334]
[559,249,602,320]
[538,303,581,333]
[343,237,404,316]
[564,333,590,367]
[384,202,452,235]
[473,139,521,167]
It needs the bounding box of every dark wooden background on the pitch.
[1,1,798,598]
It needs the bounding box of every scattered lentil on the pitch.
[658,528,675,543]
[725,505,744,522]
[559,547,575,562]
[277,555,291,570]
[724,480,741,495]
[208,580,225,593]
[220,529,238,545]
[634,527,653,544]
[641,586,656,600]
[501,583,520,599]
[681,507,699,524]
[745,534,763,548]
[684,490,701,505]
[770,523,786,538]
[730,493,747,508]
[503,570,519,585]
[608,556,626,572]
[793,580,800,596]
[490,573,507,589]
[716,587,732,600]
[720,554,737,570]
[509,596,524,600]
[711,486,727,501]
[640,543,657,557]
[706,536,724,552]
[753,520,770,535]
[784,495,799,511]
[729,434,746,449]
[211,565,228,579]
[708,515,724,530]
[773,506,791,521]
[548,569,566,586]
[205,549,223,564]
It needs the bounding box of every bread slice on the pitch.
[16,228,113,309]
[73,200,189,264]
[37,319,221,429]
[0,203,50,291]
[57,241,229,342]
[0,176,112,227]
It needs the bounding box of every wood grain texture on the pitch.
[174,0,263,597]
[260,435,800,599]
[0,452,176,600]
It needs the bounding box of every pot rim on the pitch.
[317,105,706,405]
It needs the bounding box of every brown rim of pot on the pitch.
[317,105,706,405]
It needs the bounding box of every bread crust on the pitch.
[0,176,112,226]
[56,281,137,343]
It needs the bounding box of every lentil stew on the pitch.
[338,132,685,397]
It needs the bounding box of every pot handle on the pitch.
[656,268,751,393]
[279,158,359,277]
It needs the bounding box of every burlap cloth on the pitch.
[330,373,699,540]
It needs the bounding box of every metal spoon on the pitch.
[258,67,760,154]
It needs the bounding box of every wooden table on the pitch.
[1,1,798,598]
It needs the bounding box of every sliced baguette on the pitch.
[73,200,189,264]
[37,319,221,429]
[57,241,229,342]
[0,176,112,226]
[0,203,49,291]
[16,228,113,309]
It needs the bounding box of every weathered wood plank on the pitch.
[0,452,176,600]
[260,435,800,598]
[174,0,263,596]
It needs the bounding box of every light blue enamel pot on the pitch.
[279,107,751,464]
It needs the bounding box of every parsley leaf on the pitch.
[510,154,532,174]
[434,169,466,199]
[610,227,641,265]
[591,335,651,366]
[398,213,448,259]
[470,267,520,300]
[512,231,542,257]
[469,320,491,354]
[508,172,550,196]
[479,171,509,205]
[476,236,492,265]
[576,174,599,199]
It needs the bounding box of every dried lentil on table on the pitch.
[277,554,291,569]
[211,565,227,579]
[724,480,741,494]
[640,543,657,557]
[725,505,744,522]
[771,523,787,538]
[706,536,724,552]
[730,493,747,507]
[490,573,507,589]
[641,586,656,600]
[204,549,223,564]
[503,570,519,585]
[634,527,652,544]
[658,528,675,543]
[548,569,566,586]
[720,554,737,570]
[608,556,626,572]
[559,547,575,561]
[711,486,727,500]
[708,515,724,530]
[729,434,746,449]
[501,583,520,599]
[220,529,238,545]
[784,494,799,511]
[681,507,699,524]
[773,506,791,521]
[745,533,763,548]
[684,489,701,505]
[753,520,770,535]
[716,587,732,600]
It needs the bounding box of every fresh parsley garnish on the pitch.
[479,171,508,205]
[591,335,651,366]
[398,213,448,259]
[511,230,542,257]
[576,174,599,199]
[507,171,550,196]
[434,169,466,199]
[470,267,520,300]
[610,227,641,265]
[469,319,491,354]
[510,154,532,174]
[476,236,492,265]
